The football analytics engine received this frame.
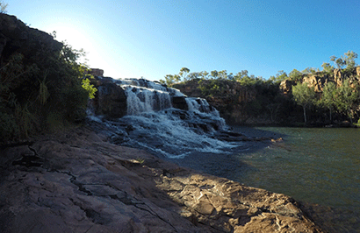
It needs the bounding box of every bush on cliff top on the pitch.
[0,37,96,142]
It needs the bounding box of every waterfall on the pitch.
[88,77,239,159]
[123,85,172,115]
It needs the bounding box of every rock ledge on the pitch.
[0,127,322,232]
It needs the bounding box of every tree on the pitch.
[343,50,358,71]
[217,70,228,79]
[321,62,333,75]
[292,82,316,124]
[199,71,209,79]
[301,67,318,75]
[187,72,201,80]
[330,55,345,69]
[179,67,190,81]
[210,70,218,79]
[164,74,175,85]
[288,69,303,82]
[335,79,359,123]
[269,70,288,84]
[320,82,336,122]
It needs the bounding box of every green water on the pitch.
[232,127,360,232]
[171,126,360,231]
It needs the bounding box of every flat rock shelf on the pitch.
[0,127,322,233]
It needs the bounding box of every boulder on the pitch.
[280,79,295,94]
[356,66,360,77]
[333,69,343,86]
[91,78,127,118]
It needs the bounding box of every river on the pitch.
[171,126,360,232]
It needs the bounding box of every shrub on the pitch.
[0,39,96,142]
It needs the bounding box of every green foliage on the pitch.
[330,55,345,69]
[38,73,50,105]
[14,102,35,138]
[81,78,97,99]
[269,70,288,84]
[162,74,181,85]
[301,67,319,75]
[335,79,359,123]
[198,79,227,96]
[288,69,303,82]
[210,70,218,78]
[356,118,360,127]
[166,50,359,126]
[60,84,88,122]
[0,36,94,141]
[321,62,333,76]
[329,51,357,71]
[292,82,316,123]
[179,67,190,81]
[320,82,336,121]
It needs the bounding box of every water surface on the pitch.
[172,126,360,232]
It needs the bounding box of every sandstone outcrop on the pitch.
[0,127,322,232]
[173,80,257,124]
[88,68,104,77]
[90,77,127,118]
[279,79,295,94]
[280,67,360,94]
[0,14,62,64]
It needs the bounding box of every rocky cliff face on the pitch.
[0,127,323,232]
[280,67,360,94]
[173,80,258,124]
[90,77,128,118]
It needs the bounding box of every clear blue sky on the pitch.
[6,0,360,81]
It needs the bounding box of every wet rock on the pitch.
[172,96,188,110]
[91,80,127,118]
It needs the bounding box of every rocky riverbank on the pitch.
[0,126,323,232]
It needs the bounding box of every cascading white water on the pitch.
[88,77,240,159]
[185,97,221,117]
[123,85,172,115]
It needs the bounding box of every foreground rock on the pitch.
[0,127,322,232]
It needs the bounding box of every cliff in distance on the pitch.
[172,65,360,126]
[280,66,360,94]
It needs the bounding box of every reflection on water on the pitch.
[231,126,360,233]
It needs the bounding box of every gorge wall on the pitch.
[172,79,284,125]
[280,67,360,94]
[172,66,360,126]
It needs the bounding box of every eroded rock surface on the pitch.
[0,127,322,232]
